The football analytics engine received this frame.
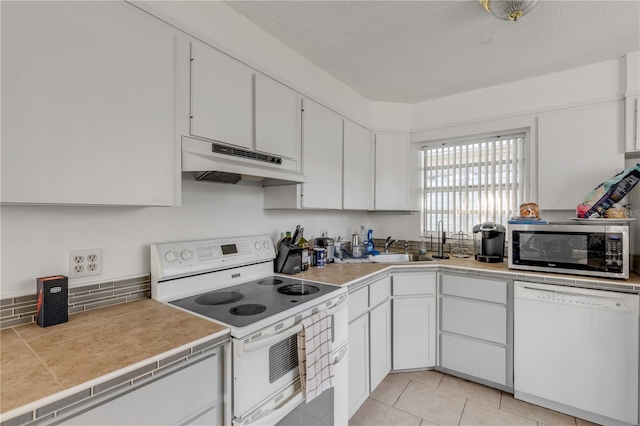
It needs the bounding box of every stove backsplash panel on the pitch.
[0,275,151,330]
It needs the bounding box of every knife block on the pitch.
[275,242,302,275]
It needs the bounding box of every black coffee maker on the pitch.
[472,222,506,263]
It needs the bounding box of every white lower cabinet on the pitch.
[348,313,370,418]
[440,334,507,385]
[347,274,391,418]
[392,272,437,370]
[56,348,223,425]
[369,300,391,391]
[438,273,512,390]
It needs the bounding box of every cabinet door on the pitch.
[1,1,179,206]
[374,132,411,210]
[343,120,372,210]
[62,353,221,425]
[393,272,437,296]
[191,41,253,149]
[301,98,343,209]
[392,297,436,370]
[348,314,370,418]
[255,74,299,160]
[441,297,507,344]
[537,101,623,210]
[369,301,391,392]
[440,334,507,386]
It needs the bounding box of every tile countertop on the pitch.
[295,254,640,292]
[0,298,228,420]
[2,257,638,423]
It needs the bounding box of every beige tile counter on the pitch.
[295,254,640,291]
[0,298,228,419]
[2,258,638,423]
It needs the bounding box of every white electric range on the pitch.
[150,235,349,426]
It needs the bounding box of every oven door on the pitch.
[509,227,625,277]
[232,296,348,418]
[233,343,349,426]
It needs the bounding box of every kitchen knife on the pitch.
[291,225,300,245]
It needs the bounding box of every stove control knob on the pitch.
[164,251,178,263]
[181,249,193,260]
[254,241,262,250]
[263,240,271,250]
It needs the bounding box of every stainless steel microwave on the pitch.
[508,223,629,279]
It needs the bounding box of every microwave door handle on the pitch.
[242,296,347,353]
[234,388,304,426]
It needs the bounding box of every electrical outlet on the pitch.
[68,249,102,278]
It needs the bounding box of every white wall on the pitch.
[0,179,371,298]
[411,58,625,131]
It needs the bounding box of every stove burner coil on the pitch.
[195,291,244,306]
[277,284,320,296]
[230,304,267,316]
[256,278,284,286]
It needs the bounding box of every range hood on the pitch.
[182,136,306,186]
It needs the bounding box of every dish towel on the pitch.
[297,310,334,403]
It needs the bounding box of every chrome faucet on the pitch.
[384,237,398,253]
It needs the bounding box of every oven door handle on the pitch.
[243,323,303,353]
[242,296,347,353]
[233,388,304,426]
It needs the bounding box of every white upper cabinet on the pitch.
[343,120,372,210]
[255,74,300,160]
[301,99,343,209]
[625,96,639,152]
[374,132,412,210]
[537,101,623,210]
[264,98,343,209]
[190,41,253,150]
[1,1,181,206]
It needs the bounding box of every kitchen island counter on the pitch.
[0,298,228,423]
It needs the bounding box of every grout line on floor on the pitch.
[390,377,411,407]
[458,398,468,426]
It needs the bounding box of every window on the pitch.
[422,133,527,235]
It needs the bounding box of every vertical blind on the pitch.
[422,133,527,235]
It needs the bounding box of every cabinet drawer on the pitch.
[369,275,391,307]
[392,273,436,296]
[349,286,369,321]
[441,274,506,304]
[441,297,506,344]
[441,333,506,385]
[63,353,219,425]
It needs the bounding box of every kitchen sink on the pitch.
[371,253,439,263]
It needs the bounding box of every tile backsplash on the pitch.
[0,275,151,330]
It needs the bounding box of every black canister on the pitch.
[472,222,506,263]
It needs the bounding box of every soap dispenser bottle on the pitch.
[365,229,374,254]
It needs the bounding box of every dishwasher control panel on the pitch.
[515,282,639,315]
[532,290,630,312]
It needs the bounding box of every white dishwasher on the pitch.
[514,281,639,426]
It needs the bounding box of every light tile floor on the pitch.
[349,371,600,426]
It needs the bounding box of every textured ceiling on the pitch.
[225,0,640,103]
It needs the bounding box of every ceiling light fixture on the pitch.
[479,0,539,21]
